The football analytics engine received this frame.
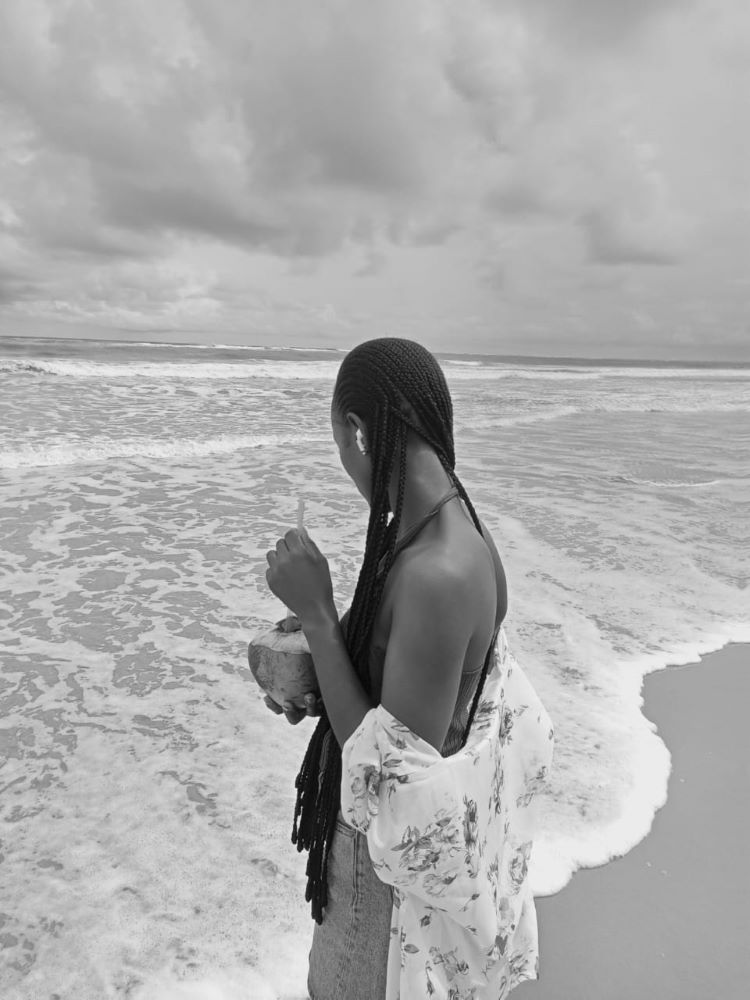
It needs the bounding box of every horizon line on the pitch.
[0,332,747,368]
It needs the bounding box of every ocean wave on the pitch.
[2,361,57,376]
[447,366,750,381]
[0,431,328,469]
[574,367,750,379]
[460,399,749,429]
[610,474,724,488]
[444,367,604,381]
[201,343,346,353]
[0,358,341,381]
[3,356,747,382]
[466,406,581,428]
[614,399,750,414]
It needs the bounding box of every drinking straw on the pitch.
[284,498,305,630]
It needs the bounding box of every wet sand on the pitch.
[515,641,749,1000]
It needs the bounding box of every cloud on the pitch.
[98,177,282,249]
[0,0,701,268]
[516,0,688,46]
[0,265,35,304]
[0,0,746,355]
[484,180,549,220]
[0,0,473,260]
[581,209,678,266]
[9,257,225,330]
[354,249,387,278]
[576,131,691,266]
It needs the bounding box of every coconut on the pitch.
[247,615,319,708]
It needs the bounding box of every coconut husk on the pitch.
[247,615,319,707]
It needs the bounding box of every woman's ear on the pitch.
[345,412,368,453]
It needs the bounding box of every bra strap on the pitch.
[377,486,460,576]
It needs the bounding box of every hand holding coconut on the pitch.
[263,690,322,725]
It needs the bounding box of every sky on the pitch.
[0,0,748,360]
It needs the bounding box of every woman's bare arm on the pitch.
[300,607,375,746]
[380,557,475,752]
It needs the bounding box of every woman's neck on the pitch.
[387,436,455,542]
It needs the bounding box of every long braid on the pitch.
[291,338,492,923]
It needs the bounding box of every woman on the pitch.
[264,338,552,1000]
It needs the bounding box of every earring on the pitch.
[355,429,367,455]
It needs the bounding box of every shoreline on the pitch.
[515,640,749,1000]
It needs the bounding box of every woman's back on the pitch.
[341,491,508,754]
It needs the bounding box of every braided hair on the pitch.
[292,337,491,922]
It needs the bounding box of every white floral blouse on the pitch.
[341,627,554,1000]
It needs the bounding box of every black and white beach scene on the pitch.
[1,3,748,999]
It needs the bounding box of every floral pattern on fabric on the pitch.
[341,627,554,1000]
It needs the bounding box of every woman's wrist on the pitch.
[298,600,339,637]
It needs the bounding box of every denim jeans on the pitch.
[307,810,393,1000]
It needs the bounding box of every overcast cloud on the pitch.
[0,0,747,358]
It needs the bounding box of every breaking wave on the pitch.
[0,431,328,469]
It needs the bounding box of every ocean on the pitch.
[1,336,748,999]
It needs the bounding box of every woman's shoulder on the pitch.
[374,508,507,649]
[389,521,495,625]
[395,512,506,622]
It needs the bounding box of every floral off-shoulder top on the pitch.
[340,626,554,1000]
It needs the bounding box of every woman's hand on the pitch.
[263,692,324,725]
[265,527,335,625]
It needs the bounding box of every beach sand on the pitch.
[515,642,749,1000]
